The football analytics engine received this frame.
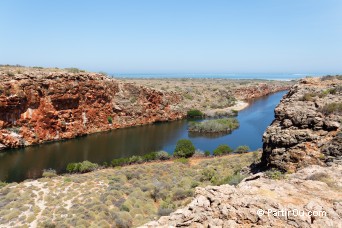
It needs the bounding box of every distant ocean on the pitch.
[111,73,330,81]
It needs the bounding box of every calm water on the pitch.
[0,91,287,182]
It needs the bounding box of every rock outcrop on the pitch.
[0,68,184,150]
[262,77,342,172]
[142,164,342,228]
[234,83,291,100]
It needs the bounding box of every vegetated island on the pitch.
[188,118,239,134]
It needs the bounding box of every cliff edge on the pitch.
[0,68,184,150]
[262,77,341,172]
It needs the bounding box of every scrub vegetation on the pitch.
[188,118,239,133]
[0,152,260,227]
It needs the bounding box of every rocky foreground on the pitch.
[142,164,342,228]
[143,76,342,227]
[0,67,184,150]
[262,77,342,172]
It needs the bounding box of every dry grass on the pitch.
[119,78,293,113]
[0,152,259,227]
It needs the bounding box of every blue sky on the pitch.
[1,0,341,74]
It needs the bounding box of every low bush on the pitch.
[0,181,6,188]
[174,158,189,164]
[66,161,98,173]
[204,151,211,157]
[235,145,250,153]
[158,207,174,216]
[187,109,203,118]
[213,144,233,156]
[172,188,193,201]
[155,151,171,160]
[107,116,113,124]
[320,102,342,115]
[111,158,130,167]
[42,169,57,178]
[300,93,316,101]
[65,67,82,73]
[225,173,245,186]
[173,139,195,158]
[265,169,285,180]
[142,152,157,161]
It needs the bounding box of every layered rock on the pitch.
[262,77,342,172]
[0,69,184,150]
[142,164,342,227]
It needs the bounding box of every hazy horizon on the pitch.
[1,0,342,74]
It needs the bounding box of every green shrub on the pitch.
[174,158,189,164]
[172,188,192,200]
[213,144,233,156]
[158,207,174,216]
[155,151,171,160]
[142,152,157,161]
[204,151,211,157]
[201,168,217,182]
[320,102,342,115]
[111,158,130,167]
[300,93,316,101]
[173,139,195,158]
[107,116,113,124]
[187,109,203,118]
[235,145,250,153]
[78,161,98,173]
[232,110,238,116]
[265,169,285,180]
[224,173,245,186]
[66,161,98,173]
[0,181,6,188]
[42,169,57,178]
[128,155,143,164]
[66,163,80,173]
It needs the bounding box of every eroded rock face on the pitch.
[142,165,342,228]
[0,71,184,150]
[262,77,342,172]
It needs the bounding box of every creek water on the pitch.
[0,91,287,182]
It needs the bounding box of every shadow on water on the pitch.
[0,91,288,182]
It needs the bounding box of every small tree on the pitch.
[213,144,232,156]
[174,139,195,158]
[235,145,250,153]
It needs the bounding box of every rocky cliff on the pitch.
[262,77,342,172]
[0,68,184,150]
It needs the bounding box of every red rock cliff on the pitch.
[0,69,184,150]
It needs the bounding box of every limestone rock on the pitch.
[141,165,342,228]
[262,77,342,171]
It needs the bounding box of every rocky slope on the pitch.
[262,77,342,172]
[142,164,342,228]
[0,67,184,150]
